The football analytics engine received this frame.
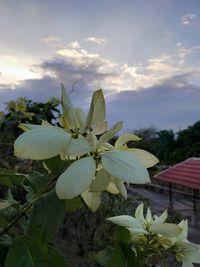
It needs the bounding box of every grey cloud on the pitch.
[41,56,117,85]
[106,76,200,132]
[0,59,199,132]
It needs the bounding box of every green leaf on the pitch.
[110,245,126,267]
[25,172,49,193]
[5,237,49,267]
[44,155,71,176]
[0,235,12,247]
[98,121,123,148]
[102,150,150,184]
[0,215,8,230]
[0,245,9,267]
[4,237,69,267]
[0,170,25,187]
[14,126,71,160]
[91,246,113,267]
[65,197,83,212]
[0,201,12,211]
[119,242,138,267]
[27,191,65,242]
[56,157,96,199]
[115,226,130,244]
[65,137,91,156]
[47,245,69,267]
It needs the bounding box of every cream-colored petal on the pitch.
[61,84,77,129]
[127,148,159,168]
[14,127,71,160]
[97,121,122,148]
[150,223,181,237]
[55,157,96,199]
[107,215,141,228]
[115,133,141,149]
[91,168,110,192]
[65,136,91,156]
[102,151,150,183]
[81,189,101,212]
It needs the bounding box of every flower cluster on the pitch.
[14,86,158,211]
[107,203,200,267]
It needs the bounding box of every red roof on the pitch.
[154,158,200,190]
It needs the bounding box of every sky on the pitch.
[0,0,200,132]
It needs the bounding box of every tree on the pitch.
[0,97,60,169]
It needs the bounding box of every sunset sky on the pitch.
[0,0,200,131]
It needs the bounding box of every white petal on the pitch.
[128,227,148,235]
[91,89,106,126]
[102,151,150,183]
[150,223,181,237]
[97,121,122,148]
[182,258,193,267]
[107,215,141,228]
[55,157,96,199]
[81,189,101,212]
[177,220,188,241]
[115,179,127,199]
[135,203,145,222]
[126,148,159,168]
[180,242,200,263]
[92,121,108,135]
[115,133,141,149]
[61,85,77,129]
[106,181,120,194]
[14,127,71,160]
[65,137,91,156]
[75,108,86,128]
[82,89,105,132]
[153,210,168,224]
[91,168,110,192]
[18,123,42,131]
[146,207,152,223]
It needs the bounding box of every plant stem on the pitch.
[0,202,32,236]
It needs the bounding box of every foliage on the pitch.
[0,86,199,266]
[130,123,200,167]
[0,87,158,266]
[0,97,60,169]
[93,204,200,267]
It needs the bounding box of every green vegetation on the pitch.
[0,88,199,267]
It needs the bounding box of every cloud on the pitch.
[84,37,107,44]
[106,75,200,131]
[0,55,41,85]
[40,36,63,49]
[68,41,81,49]
[181,13,196,25]
[0,39,200,131]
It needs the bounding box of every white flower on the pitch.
[14,86,153,211]
[170,220,200,267]
[107,203,181,238]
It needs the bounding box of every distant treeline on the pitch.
[0,97,199,169]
